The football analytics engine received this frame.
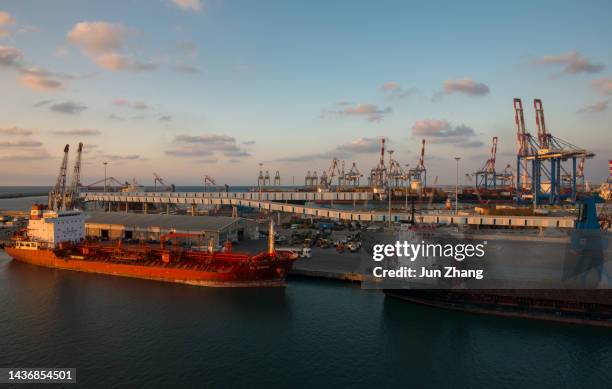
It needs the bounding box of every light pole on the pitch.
[454,157,461,215]
[258,162,263,202]
[405,164,410,211]
[387,150,394,227]
[103,162,108,193]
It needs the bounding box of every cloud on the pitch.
[49,101,88,115]
[0,140,43,148]
[51,129,101,136]
[242,140,256,145]
[412,120,482,148]
[172,0,203,11]
[0,11,15,37]
[113,98,152,110]
[413,121,477,138]
[322,102,392,122]
[159,115,172,122]
[67,21,156,71]
[174,63,201,74]
[100,154,141,161]
[440,78,490,96]
[168,133,251,159]
[0,46,72,90]
[94,52,157,71]
[0,11,15,26]
[68,21,126,54]
[577,100,609,114]
[380,81,415,99]
[108,113,126,121]
[19,68,63,90]
[592,78,612,95]
[197,158,218,164]
[224,150,251,157]
[165,147,214,157]
[0,127,33,136]
[0,151,52,162]
[0,45,22,67]
[33,100,52,107]
[336,137,382,153]
[274,137,384,163]
[533,51,605,76]
[175,134,236,145]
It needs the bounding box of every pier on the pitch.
[81,191,577,228]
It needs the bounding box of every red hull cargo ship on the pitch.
[4,205,298,287]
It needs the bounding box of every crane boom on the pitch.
[418,139,425,170]
[66,142,83,209]
[484,136,498,173]
[48,144,70,210]
[533,98,550,149]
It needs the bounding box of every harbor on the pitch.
[1,0,612,386]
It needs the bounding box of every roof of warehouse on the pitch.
[84,212,239,232]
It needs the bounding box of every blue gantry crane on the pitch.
[514,98,594,205]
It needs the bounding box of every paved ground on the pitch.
[235,226,367,281]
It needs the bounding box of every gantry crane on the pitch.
[321,157,344,189]
[204,175,216,192]
[344,162,363,186]
[473,137,513,191]
[369,138,387,189]
[387,150,409,188]
[515,98,594,205]
[408,139,427,191]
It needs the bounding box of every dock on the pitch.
[81,192,578,228]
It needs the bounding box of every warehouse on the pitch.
[84,212,258,246]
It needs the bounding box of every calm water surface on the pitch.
[1,250,611,388]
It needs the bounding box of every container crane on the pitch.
[408,139,427,191]
[305,171,312,187]
[369,138,387,189]
[264,171,271,186]
[387,151,409,188]
[474,137,512,191]
[322,158,343,188]
[516,98,594,205]
[204,175,216,192]
[257,163,265,188]
[344,162,363,186]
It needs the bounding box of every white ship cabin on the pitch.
[21,205,86,248]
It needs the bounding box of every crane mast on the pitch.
[48,144,70,211]
[66,142,83,209]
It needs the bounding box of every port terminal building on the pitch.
[84,212,258,245]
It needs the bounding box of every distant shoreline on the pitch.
[0,193,48,199]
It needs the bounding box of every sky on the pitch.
[0,0,611,186]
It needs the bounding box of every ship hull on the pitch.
[385,289,612,328]
[4,247,292,287]
[365,228,612,327]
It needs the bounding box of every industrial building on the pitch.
[84,212,258,245]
